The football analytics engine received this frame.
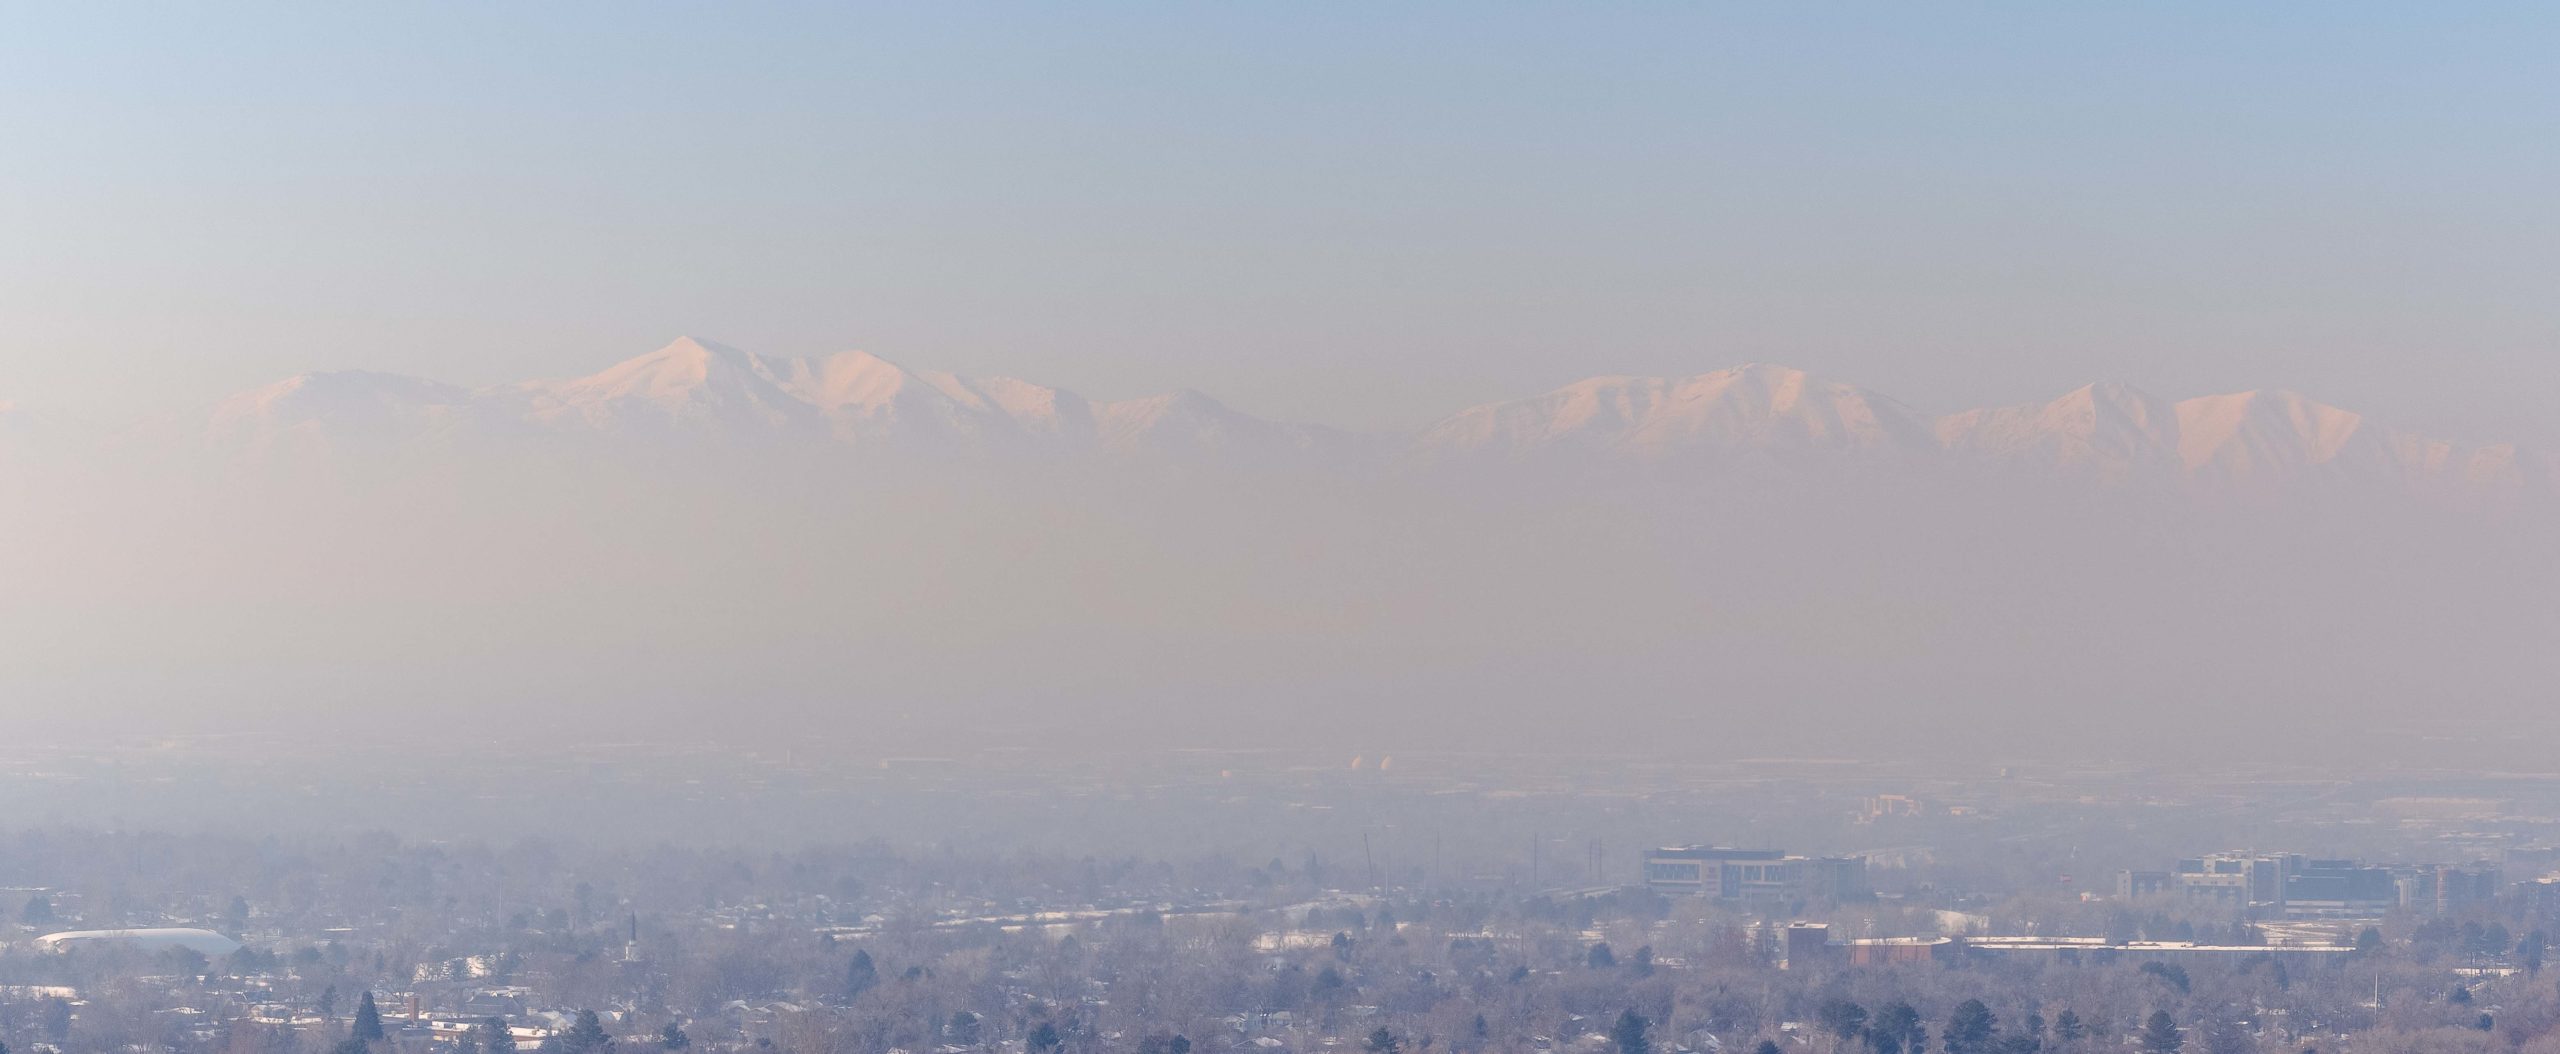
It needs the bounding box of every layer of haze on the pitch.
[3,4,2558,442]
[5,433,2556,767]
[4,6,2558,769]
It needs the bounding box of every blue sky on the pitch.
[4,3,2556,438]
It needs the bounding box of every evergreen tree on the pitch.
[1756,1043,1784,1054]
[557,1010,614,1054]
[2139,962,2191,994]
[1029,1021,1063,1054]
[1818,999,1869,1045]
[659,1023,690,1050]
[1610,1009,1651,1054]
[1943,1000,1996,1054]
[2140,1011,2181,1054]
[2468,923,2499,954]
[1872,1002,1927,1054]
[1587,942,1617,968]
[2052,1011,2083,1047]
[1366,1028,1401,1054]
[1314,965,1348,996]
[353,992,385,1043]
[479,1019,519,1054]
[846,949,879,1000]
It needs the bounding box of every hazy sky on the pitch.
[5,4,2557,440]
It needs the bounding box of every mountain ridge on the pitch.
[88,338,2560,493]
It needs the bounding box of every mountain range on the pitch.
[200,337,1354,462]
[9,339,2555,758]
[41,337,2555,492]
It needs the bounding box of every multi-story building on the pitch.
[2283,860,2400,916]
[2521,878,2560,924]
[1784,922,1833,966]
[2171,869,2252,908]
[2187,853,2291,904]
[2126,852,2504,917]
[1643,846,1870,902]
[1858,795,1924,823]
[1643,847,1775,896]
[2401,865,2501,914]
[2118,855,2275,909]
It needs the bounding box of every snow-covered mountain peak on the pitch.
[1411,362,1933,462]
[763,350,922,412]
[167,339,2552,495]
[212,370,472,424]
[207,370,482,450]
[512,338,821,436]
[2172,389,2380,477]
[1935,380,2181,474]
